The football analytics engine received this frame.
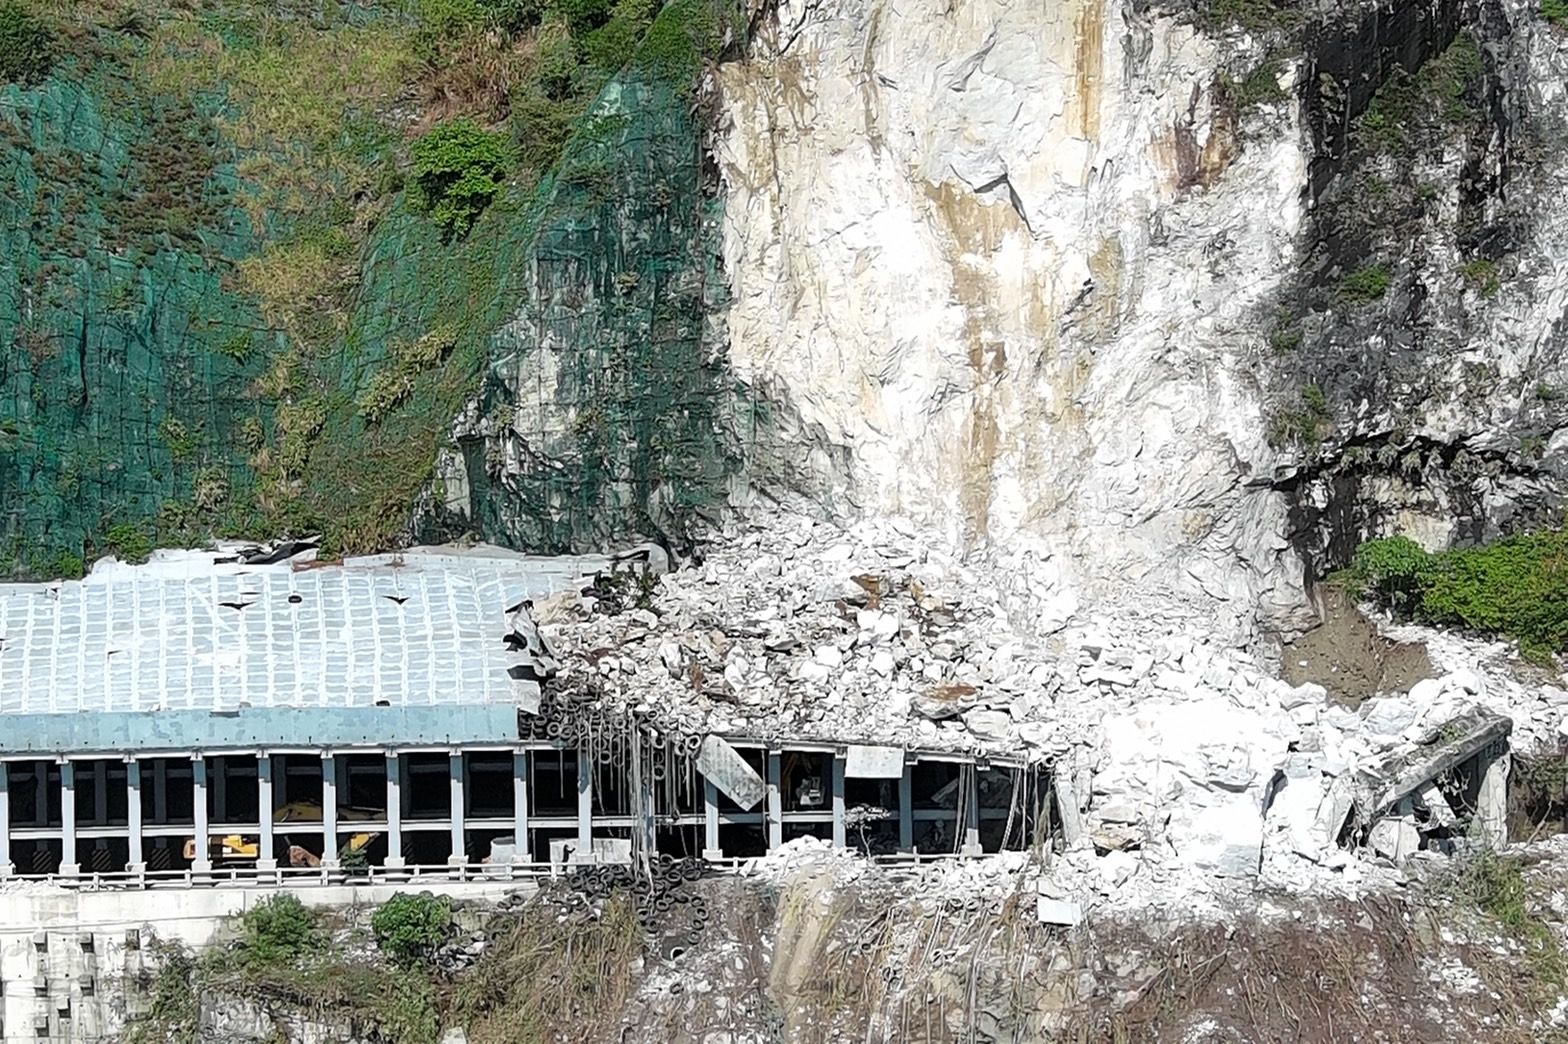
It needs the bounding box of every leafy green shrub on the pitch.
[239,894,319,967]
[1346,530,1568,663]
[1546,0,1568,26]
[1338,264,1391,302]
[409,118,515,237]
[637,0,727,88]
[1344,535,1434,608]
[51,551,85,580]
[0,1,54,85]
[581,0,658,71]
[104,522,154,564]
[371,892,453,966]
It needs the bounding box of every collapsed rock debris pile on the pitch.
[534,510,1567,897]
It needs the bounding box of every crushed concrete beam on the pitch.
[844,744,904,778]
[1360,707,1511,817]
[696,735,767,810]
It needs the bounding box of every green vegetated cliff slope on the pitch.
[0,0,743,576]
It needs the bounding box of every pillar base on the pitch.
[255,859,278,872]
[701,848,724,862]
[124,861,147,875]
[446,855,469,868]
[382,856,407,869]
[191,860,213,875]
[59,863,81,877]
[959,844,983,858]
[0,862,14,878]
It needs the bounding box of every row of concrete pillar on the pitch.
[0,748,998,877]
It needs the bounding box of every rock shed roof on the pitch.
[0,548,597,754]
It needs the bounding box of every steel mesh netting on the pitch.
[0,1,752,574]
[0,65,271,574]
[442,72,747,555]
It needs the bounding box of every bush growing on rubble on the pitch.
[372,891,453,966]
[239,893,319,966]
[1345,530,1568,663]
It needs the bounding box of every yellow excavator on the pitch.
[184,801,384,866]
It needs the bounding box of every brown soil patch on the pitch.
[1281,586,1435,706]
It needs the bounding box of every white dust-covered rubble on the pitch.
[539,510,1559,904]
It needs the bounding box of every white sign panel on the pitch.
[844,744,904,779]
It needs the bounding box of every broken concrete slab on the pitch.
[1036,896,1084,926]
[696,735,767,810]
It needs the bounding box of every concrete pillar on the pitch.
[448,751,467,868]
[898,762,914,854]
[320,753,339,868]
[830,755,846,849]
[126,760,144,872]
[765,752,783,851]
[59,760,79,876]
[575,754,593,863]
[256,755,275,870]
[384,754,404,870]
[961,765,982,856]
[1477,752,1511,848]
[191,758,211,873]
[702,780,721,860]
[0,762,12,876]
[512,751,530,862]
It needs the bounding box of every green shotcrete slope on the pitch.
[0,0,745,576]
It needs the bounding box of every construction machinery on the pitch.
[183,801,384,866]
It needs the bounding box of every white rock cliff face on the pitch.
[717,0,1312,632]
